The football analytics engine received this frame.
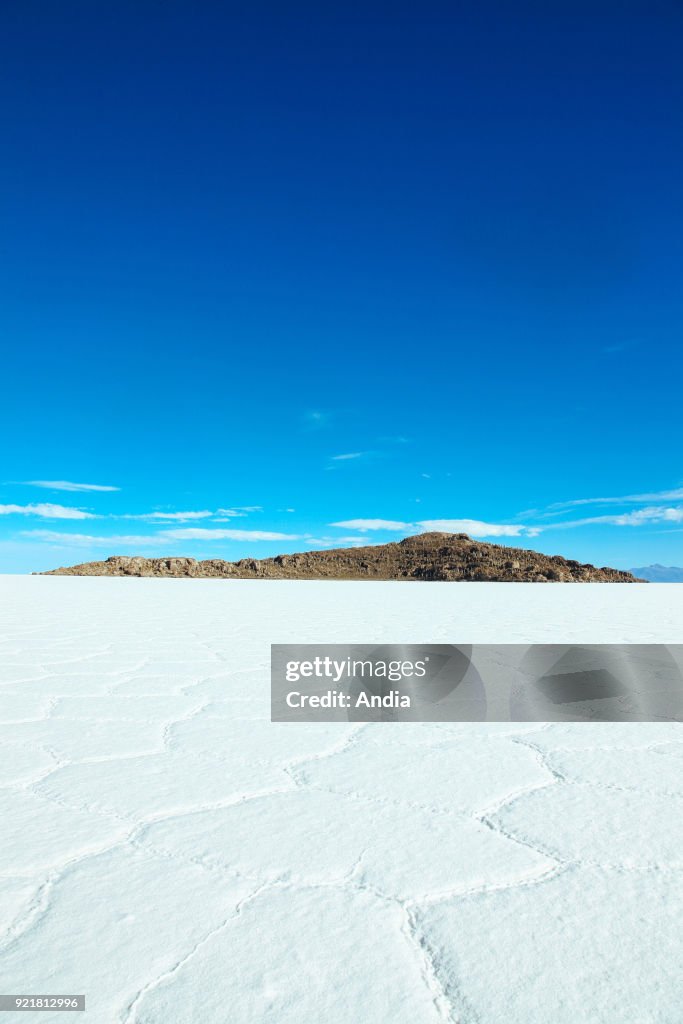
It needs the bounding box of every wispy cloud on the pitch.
[331,519,412,531]
[24,531,169,546]
[1,503,96,520]
[331,498,683,541]
[23,480,120,492]
[215,506,263,518]
[25,527,302,546]
[121,507,262,522]
[419,519,541,538]
[554,506,683,528]
[162,528,301,541]
[330,452,366,461]
[542,487,683,514]
[331,517,540,537]
[302,410,332,430]
[601,339,638,355]
[123,510,214,522]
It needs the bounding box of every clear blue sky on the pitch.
[1,1,682,573]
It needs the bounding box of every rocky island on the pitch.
[40,532,644,582]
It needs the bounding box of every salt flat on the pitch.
[0,576,682,1023]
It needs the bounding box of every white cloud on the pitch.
[122,507,262,522]
[24,531,169,546]
[23,480,120,492]
[626,489,683,503]
[0,503,96,520]
[616,507,683,525]
[329,518,541,537]
[303,410,332,428]
[124,511,214,522]
[330,519,412,531]
[557,506,683,528]
[330,503,683,541]
[330,452,366,461]
[23,527,301,547]
[215,506,263,517]
[162,528,301,541]
[418,519,541,538]
[545,487,683,513]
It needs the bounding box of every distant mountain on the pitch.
[40,532,644,583]
[630,564,683,583]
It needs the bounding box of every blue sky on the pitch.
[1,2,682,573]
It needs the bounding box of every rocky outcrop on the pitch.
[40,532,644,582]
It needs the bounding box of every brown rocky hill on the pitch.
[40,532,644,582]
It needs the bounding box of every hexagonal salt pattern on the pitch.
[0,576,681,1023]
